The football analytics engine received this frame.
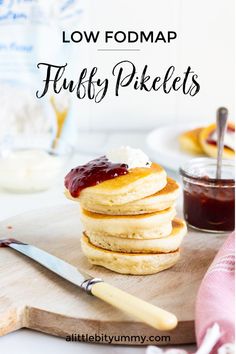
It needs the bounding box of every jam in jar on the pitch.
[180,158,235,233]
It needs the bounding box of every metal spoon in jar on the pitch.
[216,107,228,179]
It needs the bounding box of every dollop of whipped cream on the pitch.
[106,146,151,169]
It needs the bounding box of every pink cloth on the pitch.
[195,232,235,353]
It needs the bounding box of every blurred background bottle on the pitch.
[0,1,82,192]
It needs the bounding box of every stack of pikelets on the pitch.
[66,163,187,275]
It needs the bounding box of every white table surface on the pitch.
[0,132,196,354]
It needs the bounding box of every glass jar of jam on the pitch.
[180,158,235,233]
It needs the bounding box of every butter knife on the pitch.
[0,238,177,331]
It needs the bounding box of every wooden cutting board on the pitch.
[0,204,226,345]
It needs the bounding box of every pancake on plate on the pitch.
[86,218,186,254]
[81,233,180,275]
[80,207,176,240]
[199,122,235,159]
[179,127,204,155]
[66,163,167,206]
[78,177,179,215]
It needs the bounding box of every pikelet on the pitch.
[65,146,187,275]
[179,122,235,159]
[78,177,179,215]
[66,162,167,206]
[179,127,204,155]
[81,234,180,275]
[80,207,176,239]
[85,218,187,254]
[199,122,235,159]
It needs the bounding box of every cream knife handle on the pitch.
[91,282,177,331]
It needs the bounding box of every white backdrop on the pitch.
[60,0,235,131]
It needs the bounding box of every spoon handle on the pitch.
[216,107,228,179]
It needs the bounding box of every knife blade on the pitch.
[0,238,178,331]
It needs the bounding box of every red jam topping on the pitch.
[65,156,129,197]
[228,124,235,133]
[207,126,235,150]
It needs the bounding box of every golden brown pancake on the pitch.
[81,233,180,275]
[199,123,235,159]
[65,163,167,206]
[78,177,179,215]
[86,218,186,253]
[179,127,204,155]
[80,207,176,239]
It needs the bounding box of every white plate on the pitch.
[146,123,205,171]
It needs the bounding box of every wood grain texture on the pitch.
[0,204,227,345]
